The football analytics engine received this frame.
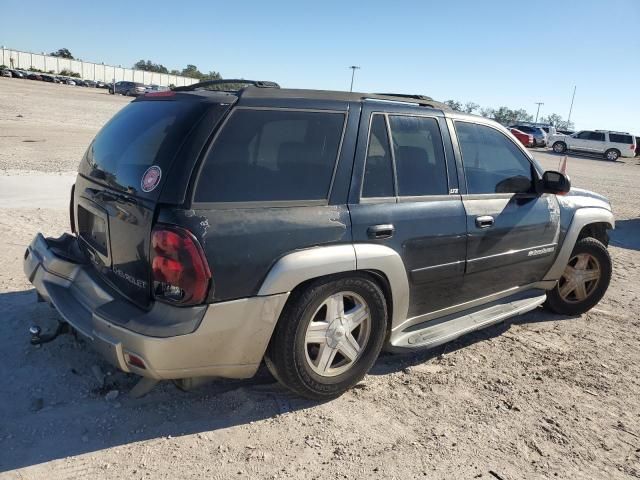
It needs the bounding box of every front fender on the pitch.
[543,207,614,281]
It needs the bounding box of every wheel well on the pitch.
[578,222,610,246]
[279,270,394,336]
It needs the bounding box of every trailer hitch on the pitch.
[29,322,70,345]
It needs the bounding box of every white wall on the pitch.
[0,47,199,87]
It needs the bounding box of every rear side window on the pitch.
[456,122,534,195]
[388,116,448,196]
[80,99,207,198]
[609,133,633,144]
[195,109,345,203]
[362,115,394,197]
[588,132,605,141]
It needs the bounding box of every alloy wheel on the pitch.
[558,253,601,303]
[304,291,371,377]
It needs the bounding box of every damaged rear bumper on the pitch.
[23,233,289,380]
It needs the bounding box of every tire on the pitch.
[604,149,620,161]
[544,237,612,315]
[265,274,388,400]
[553,141,567,154]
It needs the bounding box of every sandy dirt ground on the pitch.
[0,78,639,479]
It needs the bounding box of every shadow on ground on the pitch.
[0,289,575,472]
[610,218,640,251]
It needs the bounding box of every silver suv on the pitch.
[549,130,637,161]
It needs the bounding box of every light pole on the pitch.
[534,102,544,123]
[566,86,576,129]
[348,66,360,92]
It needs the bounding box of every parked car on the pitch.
[635,136,640,156]
[75,79,88,87]
[24,81,614,400]
[549,130,636,161]
[109,81,146,96]
[84,80,97,88]
[144,84,170,94]
[96,81,108,89]
[9,70,27,79]
[27,73,43,81]
[41,74,56,83]
[0,69,11,78]
[64,78,77,86]
[509,128,534,147]
[509,124,547,147]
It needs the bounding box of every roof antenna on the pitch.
[348,66,360,92]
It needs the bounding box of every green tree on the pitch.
[444,99,463,111]
[539,113,574,130]
[463,102,480,114]
[180,64,222,81]
[480,107,495,119]
[491,107,533,125]
[49,48,74,59]
[133,59,169,74]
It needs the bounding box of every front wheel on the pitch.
[265,275,388,400]
[553,141,567,153]
[544,237,612,315]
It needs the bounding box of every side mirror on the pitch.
[542,170,571,194]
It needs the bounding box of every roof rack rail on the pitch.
[375,93,434,101]
[595,129,630,134]
[172,79,280,92]
[365,93,449,110]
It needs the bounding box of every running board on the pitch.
[389,291,547,351]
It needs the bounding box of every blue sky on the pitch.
[2,0,639,133]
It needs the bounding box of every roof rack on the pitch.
[365,93,449,110]
[595,129,630,134]
[172,79,280,92]
[375,93,434,101]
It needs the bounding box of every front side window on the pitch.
[388,116,448,196]
[576,131,592,139]
[456,122,534,195]
[195,109,345,203]
[362,115,395,198]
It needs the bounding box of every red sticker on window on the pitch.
[141,165,162,193]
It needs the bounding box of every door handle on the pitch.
[367,224,395,239]
[475,215,495,228]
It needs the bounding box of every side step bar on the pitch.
[390,291,547,351]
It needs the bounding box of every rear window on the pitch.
[609,133,633,144]
[80,99,207,198]
[195,109,345,203]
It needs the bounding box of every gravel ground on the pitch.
[0,78,639,479]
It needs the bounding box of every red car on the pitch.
[509,128,534,147]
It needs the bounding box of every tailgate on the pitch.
[73,96,222,308]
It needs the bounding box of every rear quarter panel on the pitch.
[158,205,352,302]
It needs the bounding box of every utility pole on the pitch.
[534,102,544,123]
[566,86,576,129]
[348,66,360,92]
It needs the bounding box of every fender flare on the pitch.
[257,244,410,330]
[543,207,615,281]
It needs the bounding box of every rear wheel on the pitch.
[553,141,567,153]
[604,149,620,161]
[265,275,387,400]
[544,237,611,315]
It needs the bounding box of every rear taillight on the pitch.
[150,225,211,305]
[631,144,635,151]
[145,90,175,97]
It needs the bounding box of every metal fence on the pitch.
[0,47,199,87]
